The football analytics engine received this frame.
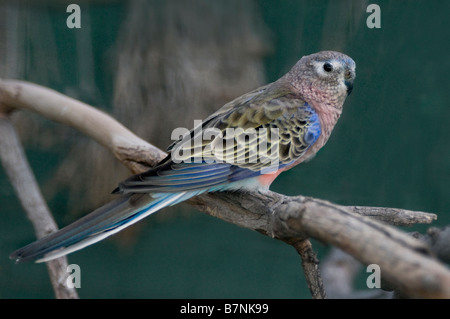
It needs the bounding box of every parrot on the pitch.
[10,50,356,263]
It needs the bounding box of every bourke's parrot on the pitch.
[11,51,355,263]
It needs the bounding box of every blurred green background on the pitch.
[1,0,449,298]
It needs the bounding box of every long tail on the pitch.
[10,191,191,263]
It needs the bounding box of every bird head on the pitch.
[285,51,356,109]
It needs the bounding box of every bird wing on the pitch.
[115,83,321,194]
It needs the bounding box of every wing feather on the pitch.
[115,82,321,194]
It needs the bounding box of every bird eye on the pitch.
[323,62,333,72]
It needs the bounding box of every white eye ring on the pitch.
[313,60,338,78]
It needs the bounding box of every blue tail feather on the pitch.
[10,192,192,263]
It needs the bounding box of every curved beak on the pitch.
[345,79,354,96]
[344,68,356,96]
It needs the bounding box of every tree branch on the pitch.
[0,80,166,173]
[1,79,448,299]
[346,205,436,226]
[291,239,326,299]
[0,116,78,299]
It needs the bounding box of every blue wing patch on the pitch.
[303,103,321,145]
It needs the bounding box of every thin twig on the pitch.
[290,239,326,299]
[347,205,437,226]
